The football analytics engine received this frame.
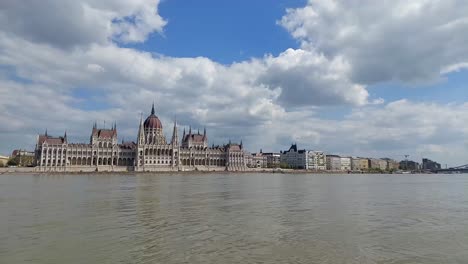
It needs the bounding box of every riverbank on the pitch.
[0,167,443,175]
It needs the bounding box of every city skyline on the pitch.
[1,1,468,166]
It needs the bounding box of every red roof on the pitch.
[38,135,66,145]
[227,144,241,151]
[92,128,117,138]
[184,133,206,143]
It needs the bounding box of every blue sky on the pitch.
[1,0,468,166]
[129,0,306,63]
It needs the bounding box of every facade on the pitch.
[382,158,399,171]
[422,158,441,171]
[369,158,387,171]
[307,151,326,170]
[399,160,420,171]
[247,151,268,168]
[340,157,352,171]
[280,144,305,169]
[263,152,281,168]
[352,157,370,171]
[280,144,326,170]
[36,104,246,172]
[326,155,341,171]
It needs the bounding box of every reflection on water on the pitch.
[1,173,468,263]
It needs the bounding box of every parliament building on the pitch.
[35,104,246,172]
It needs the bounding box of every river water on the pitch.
[1,173,467,263]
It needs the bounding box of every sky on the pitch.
[1,0,468,167]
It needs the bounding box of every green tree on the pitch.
[7,158,18,166]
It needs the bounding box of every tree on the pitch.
[7,158,18,166]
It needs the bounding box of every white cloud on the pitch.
[280,0,468,84]
[0,0,166,49]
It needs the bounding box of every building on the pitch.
[280,144,326,170]
[306,151,326,171]
[247,151,268,168]
[399,160,420,171]
[369,158,387,171]
[382,158,399,171]
[422,158,441,171]
[352,157,370,171]
[10,149,35,167]
[280,144,304,169]
[35,104,246,172]
[326,155,341,171]
[262,152,281,168]
[340,157,352,171]
[0,155,9,167]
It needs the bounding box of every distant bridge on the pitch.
[435,164,468,174]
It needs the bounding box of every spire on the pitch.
[203,127,206,136]
[198,128,200,135]
[137,112,145,145]
[64,130,67,139]
[45,129,48,137]
[171,119,178,145]
[151,102,155,115]
[189,126,192,135]
[182,127,186,139]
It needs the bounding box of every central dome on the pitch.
[144,104,163,129]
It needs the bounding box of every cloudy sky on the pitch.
[1,0,468,166]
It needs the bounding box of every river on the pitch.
[1,173,467,263]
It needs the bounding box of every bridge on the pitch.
[435,164,468,174]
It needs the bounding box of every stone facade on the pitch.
[36,104,246,172]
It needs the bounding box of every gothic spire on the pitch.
[171,119,178,145]
[45,129,48,137]
[151,102,155,115]
[137,112,145,145]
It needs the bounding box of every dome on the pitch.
[144,103,163,129]
[144,114,162,129]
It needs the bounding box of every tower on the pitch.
[171,119,180,169]
[136,113,145,170]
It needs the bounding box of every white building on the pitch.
[340,157,352,171]
[280,144,326,170]
[307,150,327,170]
